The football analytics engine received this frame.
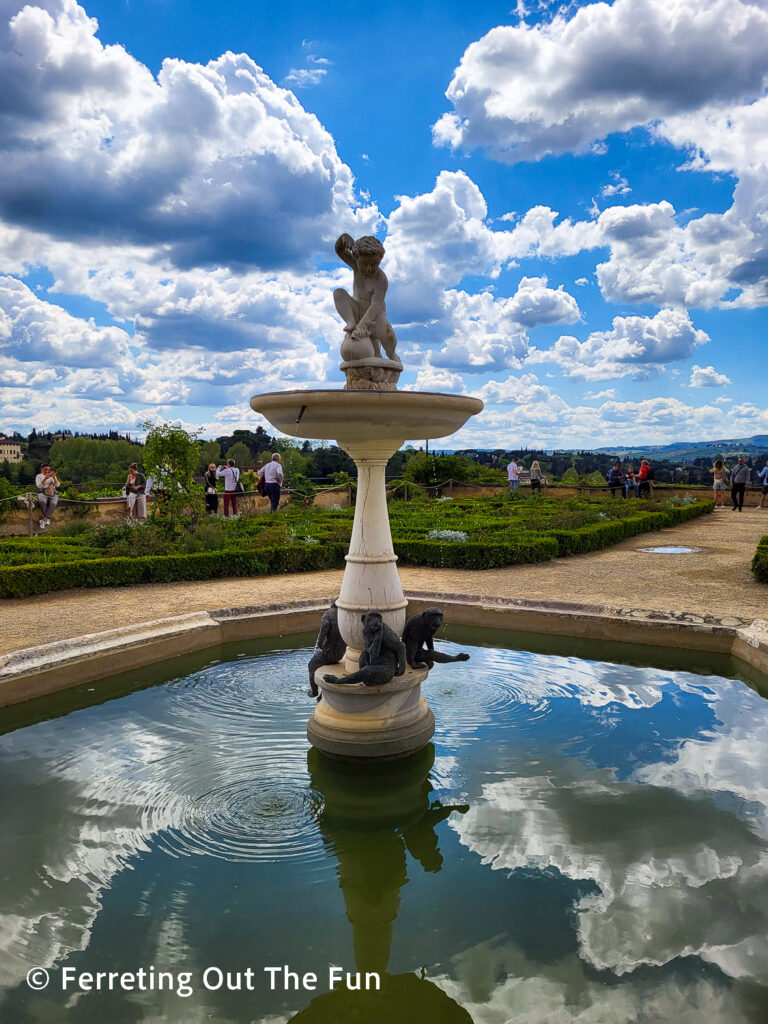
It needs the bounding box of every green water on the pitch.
[1,631,767,1023]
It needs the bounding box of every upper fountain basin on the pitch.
[250,389,483,443]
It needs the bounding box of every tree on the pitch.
[196,439,222,473]
[224,441,254,469]
[142,422,201,527]
[49,436,143,487]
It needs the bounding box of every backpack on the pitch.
[646,467,655,481]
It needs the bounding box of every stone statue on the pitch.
[402,608,470,670]
[334,234,398,360]
[307,598,346,697]
[333,234,402,390]
[324,610,406,687]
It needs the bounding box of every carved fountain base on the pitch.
[308,664,432,762]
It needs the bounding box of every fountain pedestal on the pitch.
[250,389,482,761]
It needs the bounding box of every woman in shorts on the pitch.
[711,459,728,507]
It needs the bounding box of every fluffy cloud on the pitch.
[0,0,374,270]
[0,275,131,367]
[689,364,731,388]
[530,308,709,380]
[433,0,768,163]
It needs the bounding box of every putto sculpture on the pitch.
[334,233,403,390]
[323,611,406,687]
[402,608,471,670]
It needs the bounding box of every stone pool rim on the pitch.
[1,595,767,709]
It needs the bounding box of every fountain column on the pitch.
[335,438,408,670]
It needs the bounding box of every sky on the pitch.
[1,0,767,449]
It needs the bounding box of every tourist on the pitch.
[35,464,60,529]
[710,459,728,507]
[204,462,219,515]
[757,460,768,509]
[730,457,749,512]
[216,458,240,517]
[607,460,625,498]
[624,464,638,497]
[124,462,147,522]
[258,453,284,513]
[636,459,654,498]
[507,457,519,490]
[529,460,544,494]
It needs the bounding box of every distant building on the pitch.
[0,437,23,463]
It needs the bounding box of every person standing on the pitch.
[529,460,544,494]
[35,464,60,529]
[637,459,654,498]
[258,453,284,513]
[607,460,625,498]
[124,462,147,522]
[757,459,768,509]
[730,457,749,511]
[710,459,728,507]
[216,458,240,517]
[507,457,519,490]
[204,463,219,515]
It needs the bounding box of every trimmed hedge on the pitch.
[394,535,558,568]
[0,499,713,598]
[753,535,768,584]
[0,543,347,599]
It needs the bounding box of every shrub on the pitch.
[753,535,768,584]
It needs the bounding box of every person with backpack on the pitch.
[637,460,654,498]
[216,458,241,517]
[607,460,625,498]
[257,453,284,513]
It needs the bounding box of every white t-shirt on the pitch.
[216,466,240,492]
[35,472,58,493]
[507,461,518,481]
[259,461,284,484]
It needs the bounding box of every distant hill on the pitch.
[590,435,768,462]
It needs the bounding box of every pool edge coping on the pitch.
[1,595,767,708]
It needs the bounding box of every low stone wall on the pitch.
[1,596,766,709]
[0,487,353,536]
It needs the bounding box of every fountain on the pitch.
[251,234,482,761]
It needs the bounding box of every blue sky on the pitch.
[1,0,767,447]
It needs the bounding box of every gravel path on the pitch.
[2,509,765,656]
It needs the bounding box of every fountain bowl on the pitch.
[250,389,483,443]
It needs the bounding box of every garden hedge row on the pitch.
[0,500,713,597]
[0,543,347,598]
[753,535,768,584]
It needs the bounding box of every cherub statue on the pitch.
[333,234,398,360]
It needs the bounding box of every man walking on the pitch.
[258,453,283,512]
[730,457,750,511]
[507,457,519,490]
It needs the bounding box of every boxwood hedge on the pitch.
[0,499,713,598]
[753,535,768,584]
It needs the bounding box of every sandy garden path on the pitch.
[1,508,765,656]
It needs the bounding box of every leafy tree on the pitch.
[49,437,142,487]
[196,439,222,473]
[142,422,201,528]
[224,441,254,469]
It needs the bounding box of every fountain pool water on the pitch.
[1,631,768,1023]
